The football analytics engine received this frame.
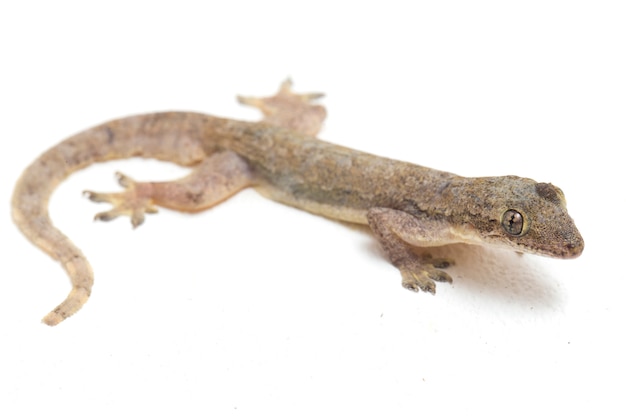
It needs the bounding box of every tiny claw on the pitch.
[84,190,107,203]
[83,190,95,199]
[420,279,437,294]
[279,78,324,101]
[236,95,262,108]
[279,78,293,92]
[432,259,454,269]
[115,171,134,188]
[94,211,119,222]
[421,254,455,269]
[430,269,453,283]
[401,270,438,294]
[131,212,145,228]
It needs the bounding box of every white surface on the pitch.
[1,1,623,416]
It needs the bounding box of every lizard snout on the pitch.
[561,229,584,259]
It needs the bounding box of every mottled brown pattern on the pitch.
[12,80,584,325]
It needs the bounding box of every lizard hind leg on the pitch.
[85,150,254,227]
[237,79,327,136]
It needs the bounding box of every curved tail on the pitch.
[12,112,208,325]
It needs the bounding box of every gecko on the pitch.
[12,80,584,326]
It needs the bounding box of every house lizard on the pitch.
[12,80,584,326]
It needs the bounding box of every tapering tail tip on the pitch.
[40,258,94,326]
[42,286,92,326]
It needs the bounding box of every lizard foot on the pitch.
[237,79,327,136]
[399,259,453,294]
[84,172,157,228]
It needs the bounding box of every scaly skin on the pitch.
[12,80,584,325]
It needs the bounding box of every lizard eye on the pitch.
[502,209,525,236]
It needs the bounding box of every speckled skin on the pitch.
[12,81,584,325]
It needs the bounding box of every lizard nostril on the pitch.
[564,235,584,258]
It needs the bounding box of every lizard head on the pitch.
[457,176,584,258]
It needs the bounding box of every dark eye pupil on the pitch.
[502,209,524,235]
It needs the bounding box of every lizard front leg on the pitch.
[85,150,253,227]
[367,208,454,294]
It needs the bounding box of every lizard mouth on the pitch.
[530,234,584,259]
[556,228,585,259]
[497,226,584,259]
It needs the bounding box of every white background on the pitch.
[1,1,624,416]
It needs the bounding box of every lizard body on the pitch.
[12,81,584,325]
